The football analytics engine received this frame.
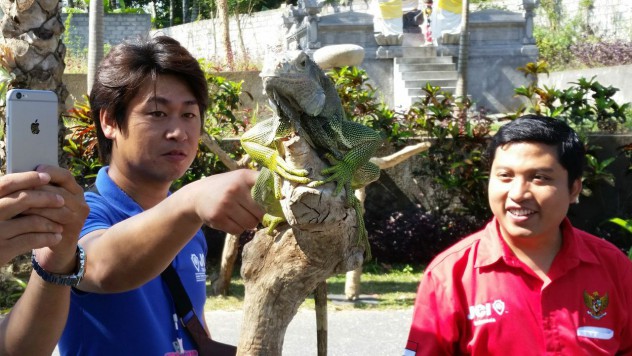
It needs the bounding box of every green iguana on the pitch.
[241,50,382,257]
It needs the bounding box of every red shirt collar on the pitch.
[474,217,600,272]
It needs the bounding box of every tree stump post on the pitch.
[210,233,239,296]
[237,135,364,355]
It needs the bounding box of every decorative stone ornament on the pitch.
[313,44,365,69]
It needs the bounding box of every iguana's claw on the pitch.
[274,159,311,184]
[307,153,353,195]
[320,162,354,196]
[262,213,285,235]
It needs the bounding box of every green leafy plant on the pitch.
[404,86,492,220]
[607,218,632,259]
[204,72,251,137]
[534,0,601,71]
[0,276,26,310]
[582,151,615,197]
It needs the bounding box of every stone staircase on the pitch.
[393,46,458,109]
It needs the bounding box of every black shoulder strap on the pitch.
[87,184,100,195]
[161,264,195,319]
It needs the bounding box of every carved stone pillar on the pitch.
[522,0,537,44]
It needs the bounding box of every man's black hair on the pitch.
[486,114,586,188]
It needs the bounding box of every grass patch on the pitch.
[205,262,423,312]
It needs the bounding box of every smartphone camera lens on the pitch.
[16,92,22,99]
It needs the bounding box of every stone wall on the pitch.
[62,13,152,53]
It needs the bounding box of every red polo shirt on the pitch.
[405,218,632,355]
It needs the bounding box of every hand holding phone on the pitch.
[5,89,59,173]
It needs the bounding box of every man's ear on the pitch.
[100,110,117,139]
[570,178,582,204]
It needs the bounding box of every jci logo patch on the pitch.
[468,300,506,326]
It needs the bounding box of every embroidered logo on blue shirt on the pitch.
[191,253,206,282]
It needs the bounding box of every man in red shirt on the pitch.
[405,115,632,355]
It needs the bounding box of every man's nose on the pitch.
[166,121,189,142]
[508,179,531,201]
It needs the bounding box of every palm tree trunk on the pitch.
[88,0,104,94]
[0,0,68,159]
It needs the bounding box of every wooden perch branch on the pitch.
[200,132,251,170]
[369,141,431,170]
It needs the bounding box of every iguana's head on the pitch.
[260,51,329,119]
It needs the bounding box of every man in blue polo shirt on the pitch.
[59,36,264,354]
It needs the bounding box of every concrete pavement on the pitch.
[208,308,413,355]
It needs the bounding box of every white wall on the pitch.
[152,9,287,67]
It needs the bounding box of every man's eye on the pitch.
[149,111,167,118]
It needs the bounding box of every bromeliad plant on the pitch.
[63,96,102,188]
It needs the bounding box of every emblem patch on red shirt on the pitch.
[583,290,609,320]
[467,299,506,326]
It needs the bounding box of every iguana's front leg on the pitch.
[241,117,311,198]
[309,121,382,195]
[251,167,286,235]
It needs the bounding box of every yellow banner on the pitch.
[379,0,403,20]
[438,0,461,14]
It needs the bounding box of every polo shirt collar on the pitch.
[474,218,513,269]
[474,217,600,270]
[95,166,145,216]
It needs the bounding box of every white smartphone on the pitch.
[5,89,59,173]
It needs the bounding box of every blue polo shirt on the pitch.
[59,167,208,355]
